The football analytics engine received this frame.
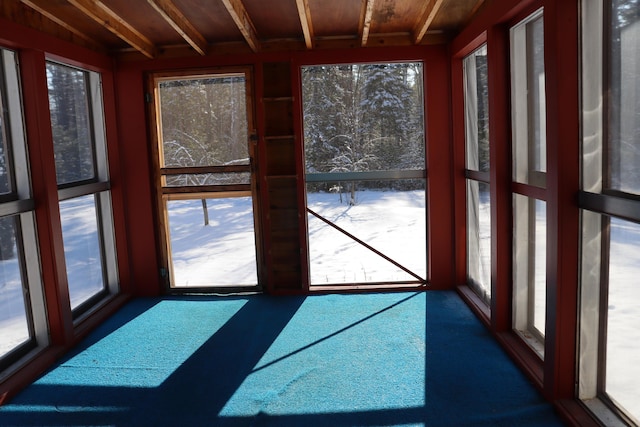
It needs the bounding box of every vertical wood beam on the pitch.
[219,0,261,52]
[426,45,455,289]
[113,65,162,295]
[18,49,74,344]
[542,0,580,402]
[147,0,208,55]
[486,25,512,332]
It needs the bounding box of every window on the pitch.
[579,1,640,424]
[511,11,546,189]
[302,63,426,287]
[510,10,547,357]
[46,61,118,317]
[608,0,640,194]
[0,48,48,369]
[463,45,491,303]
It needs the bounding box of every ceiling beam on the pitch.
[67,0,157,58]
[413,0,445,44]
[295,0,314,49]
[19,0,106,51]
[219,0,260,52]
[147,0,208,55]
[358,0,376,47]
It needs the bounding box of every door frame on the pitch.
[146,66,264,293]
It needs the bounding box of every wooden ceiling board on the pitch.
[430,0,481,30]
[101,0,182,46]
[14,0,126,48]
[243,0,302,40]
[5,0,483,57]
[173,0,244,43]
[308,0,361,38]
[369,0,424,34]
[2,1,94,51]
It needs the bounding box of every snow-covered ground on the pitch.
[0,255,29,356]
[166,190,427,287]
[0,190,638,419]
[167,196,258,287]
[605,218,640,421]
[59,195,107,309]
[306,189,426,284]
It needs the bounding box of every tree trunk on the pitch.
[349,182,356,205]
[201,199,209,226]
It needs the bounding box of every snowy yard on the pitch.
[167,196,258,287]
[306,189,426,284]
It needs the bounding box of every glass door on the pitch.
[150,68,261,291]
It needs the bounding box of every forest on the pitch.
[301,62,425,201]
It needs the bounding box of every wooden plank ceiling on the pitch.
[2,0,485,59]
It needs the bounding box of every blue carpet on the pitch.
[0,291,564,426]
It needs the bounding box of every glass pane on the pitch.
[302,63,425,174]
[167,197,257,287]
[59,195,105,309]
[533,198,547,336]
[606,217,640,421]
[577,210,603,401]
[581,0,605,195]
[608,1,640,194]
[513,194,546,350]
[511,12,546,187]
[164,172,250,187]
[0,86,11,196]
[306,180,426,285]
[464,45,490,172]
[466,180,491,302]
[0,216,30,358]
[159,76,248,168]
[46,63,96,186]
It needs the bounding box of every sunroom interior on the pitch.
[0,0,638,425]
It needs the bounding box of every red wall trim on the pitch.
[450,54,467,288]
[425,45,455,289]
[541,0,580,401]
[113,67,161,296]
[451,31,487,59]
[485,25,513,333]
[19,49,74,345]
[100,68,133,296]
[290,60,310,292]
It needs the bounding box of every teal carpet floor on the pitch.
[0,291,564,426]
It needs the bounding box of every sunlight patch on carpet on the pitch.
[219,292,426,417]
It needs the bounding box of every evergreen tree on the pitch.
[476,53,490,172]
[302,62,424,199]
[47,63,95,185]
